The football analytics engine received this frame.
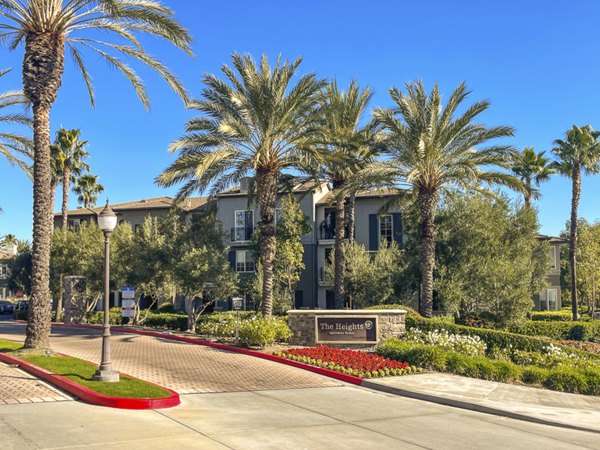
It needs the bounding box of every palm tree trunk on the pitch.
[418,188,439,318]
[24,104,54,349]
[333,198,346,309]
[346,193,356,244]
[570,163,581,321]
[256,169,278,317]
[61,167,70,230]
[22,32,65,350]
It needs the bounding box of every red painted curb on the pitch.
[54,323,365,386]
[0,342,180,410]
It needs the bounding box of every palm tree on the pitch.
[0,68,32,175]
[73,173,104,208]
[307,80,379,308]
[552,125,600,321]
[0,0,192,349]
[511,147,554,207]
[51,129,90,229]
[371,81,518,317]
[157,53,325,316]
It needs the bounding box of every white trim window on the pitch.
[0,265,7,278]
[274,208,282,226]
[379,214,393,246]
[235,250,255,273]
[547,288,558,311]
[234,210,253,241]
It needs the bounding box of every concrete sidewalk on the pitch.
[365,373,600,433]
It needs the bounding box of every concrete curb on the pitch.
[362,380,600,435]
[0,334,180,410]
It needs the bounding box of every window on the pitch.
[320,208,336,239]
[549,246,557,270]
[68,218,81,230]
[379,215,393,246]
[274,208,282,226]
[235,250,255,272]
[0,265,7,277]
[547,289,558,310]
[234,210,253,241]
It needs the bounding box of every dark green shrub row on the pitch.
[508,321,600,342]
[363,304,420,317]
[143,312,188,330]
[377,339,600,395]
[531,311,576,322]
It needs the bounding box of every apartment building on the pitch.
[216,179,405,309]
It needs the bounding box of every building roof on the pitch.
[54,196,208,218]
[316,187,406,205]
[537,234,569,244]
[217,180,324,197]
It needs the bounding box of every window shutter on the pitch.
[392,212,403,247]
[369,214,378,251]
[228,250,236,270]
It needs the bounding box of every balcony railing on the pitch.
[318,224,353,240]
[231,226,253,242]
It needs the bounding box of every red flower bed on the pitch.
[273,346,419,378]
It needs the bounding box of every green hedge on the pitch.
[508,321,600,342]
[143,312,188,330]
[406,316,551,353]
[531,311,575,322]
[86,307,123,325]
[377,338,600,395]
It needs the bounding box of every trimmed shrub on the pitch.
[531,311,576,322]
[543,367,589,394]
[87,307,122,325]
[363,304,419,317]
[508,321,600,342]
[143,312,188,330]
[522,366,550,385]
[238,316,291,347]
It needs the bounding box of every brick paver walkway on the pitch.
[0,323,340,394]
[0,362,72,404]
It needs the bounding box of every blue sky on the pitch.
[1,0,599,240]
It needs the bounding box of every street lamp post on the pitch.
[93,201,119,382]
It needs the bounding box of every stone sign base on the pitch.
[287,309,406,348]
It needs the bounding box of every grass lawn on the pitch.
[0,339,171,399]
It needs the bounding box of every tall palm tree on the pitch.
[511,147,554,207]
[51,128,90,232]
[552,125,600,321]
[51,128,89,229]
[0,68,32,175]
[0,0,192,349]
[73,173,104,208]
[370,81,518,317]
[157,53,325,316]
[307,80,379,308]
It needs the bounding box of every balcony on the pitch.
[318,223,353,245]
[231,226,253,243]
[318,267,332,287]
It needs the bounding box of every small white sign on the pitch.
[122,287,135,299]
[122,298,135,318]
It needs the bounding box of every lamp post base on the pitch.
[92,369,120,382]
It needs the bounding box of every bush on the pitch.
[404,327,487,357]
[156,302,178,314]
[363,304,419,317]
[12,310,27,321]
[543,367,589,394]
[531,311,575,322]
[86,308,123,325]
[522,366,549,385]
[508,321,600,342]
[197,311,257,338]
[143,312,188,330]
[238,316,291,347]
